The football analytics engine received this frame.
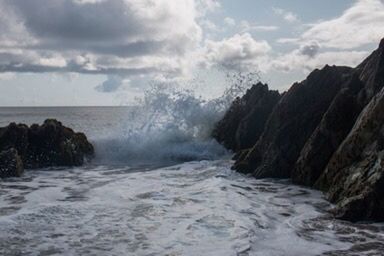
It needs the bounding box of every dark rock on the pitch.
[0,148,23,178]
[212,82,280,151]
[315,87,384,221]
[212,97,245,151]
[0,119,94,169]
[214,38,384,222]
[235,85,281,150]
[355,37,384,102]
[292,74,364,186]
[292,40,384,187]
[234,65,353,178]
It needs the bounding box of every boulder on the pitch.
[0,119,94,169]
[0,148,23,178]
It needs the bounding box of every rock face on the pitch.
[0,148,23,178]
[212,82,280,151]
[292,75,364,186]
[0,119,94,170]
[234,65,353,178]
[316,88,384,221]
[214,38,384,222]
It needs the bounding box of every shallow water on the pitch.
[1,160,383,256]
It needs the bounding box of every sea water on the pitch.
[1,100,384,255]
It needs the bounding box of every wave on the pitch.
[93,72,259,165]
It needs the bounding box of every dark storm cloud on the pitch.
[299,42,320,58]
[0,0,202,76]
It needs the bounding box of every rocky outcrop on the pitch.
[315,88,384,221]
[0,119,94,171]
[214,38,384,222]
[0,148,23,178]
[292,75,364,186]
[212,82,280,151]
[234,65,353,178]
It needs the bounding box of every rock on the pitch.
[315,87,384,221]
[292,40,384,187]
[212,97,245,151]
[0,148,23,178]
[292,74,364,186]
[0,119,94,169]
[214,38,384,222]
[235,85,281,150]
[355,37,384,102]
[234,65,353,178]
[212,82,280,151]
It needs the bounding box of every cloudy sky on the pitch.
[0,0,383,106]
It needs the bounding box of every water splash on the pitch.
[94,72,260,165]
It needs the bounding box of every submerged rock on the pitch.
[0,119,94,169]
[0,148,23,178]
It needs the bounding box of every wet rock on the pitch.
[214,38,384,222]
[292,40,384,187]
[0,148,23,178]
[316,87,384,221]
[234,65,353,178]
[0,119,94,169]
[292,74,364,186]
[212,82,280,151]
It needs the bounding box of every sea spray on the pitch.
[94,72,261,165]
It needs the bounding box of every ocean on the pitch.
[0,106,384,256]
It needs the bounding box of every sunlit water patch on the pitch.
[1,160,383,256]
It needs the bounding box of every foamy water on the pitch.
[1,160,383,255]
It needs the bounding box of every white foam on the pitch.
[1,161,383,255]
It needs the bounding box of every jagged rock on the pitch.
[292,74,364,186]
[0,148,23,178]
[212,82,280,151]
[315,87,384,221]
[214,38,384,222]
[235,85,281,150]
[292,40,384,187]
[234,65,353,178]
[0,119,94,169]
[355,38,384,102]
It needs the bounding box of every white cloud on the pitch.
[271,48,369,73]
[239,21,279,32]
[280,0,384,49]
[224,17,236,26]
[203,33,271,72]
[273,8,299,23]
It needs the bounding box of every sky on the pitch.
[0,0,383,106]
